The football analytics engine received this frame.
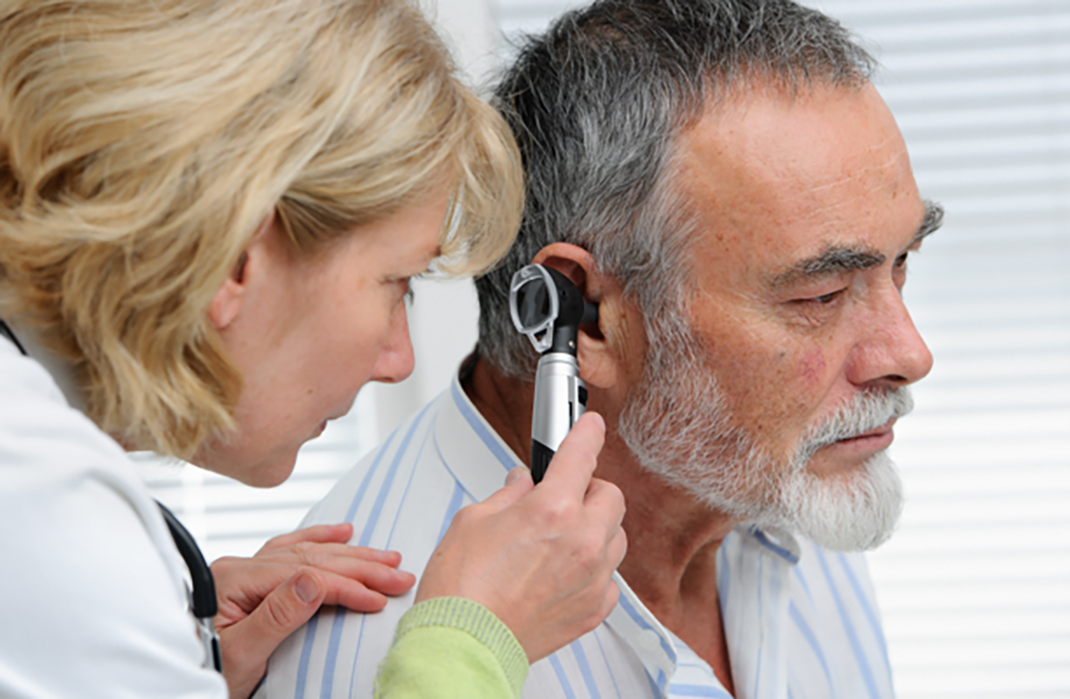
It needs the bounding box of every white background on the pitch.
[143,1,1070,697]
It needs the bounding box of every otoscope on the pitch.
[509,264,599,483]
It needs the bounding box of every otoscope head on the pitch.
[510,264,599,356]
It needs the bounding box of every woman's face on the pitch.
[198,190,447,486]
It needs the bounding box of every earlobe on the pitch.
[207,211,273,330]
[208,255,246,330]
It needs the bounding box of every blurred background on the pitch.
[140,1,1070,697]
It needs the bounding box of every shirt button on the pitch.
[639,629,661,652]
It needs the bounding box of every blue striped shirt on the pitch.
[259,376,894,699]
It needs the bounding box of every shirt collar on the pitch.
[602,525,802,697]
[740,523,802,565]
[433,374,524,503]
[605,574,679,694]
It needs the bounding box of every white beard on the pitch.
[618,314,911,552]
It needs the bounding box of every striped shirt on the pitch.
[259,375,895,699]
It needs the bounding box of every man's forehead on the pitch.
[678,83,911,205]
[674,82,925,279]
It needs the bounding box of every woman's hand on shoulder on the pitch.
[211,523,416,698]
[416,411,627,663]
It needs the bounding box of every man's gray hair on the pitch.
[476,0,875,378]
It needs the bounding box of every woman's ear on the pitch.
[531,243,634,390]
[208,211,274,330]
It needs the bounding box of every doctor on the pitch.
[0,1,626,698]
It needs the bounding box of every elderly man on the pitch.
[261,0,941,697]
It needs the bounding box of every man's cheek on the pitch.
[723,347,806,434]
[798,350,828,389]
[748,347,829,441]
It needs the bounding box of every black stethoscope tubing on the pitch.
[158,501,223,672]
[0,319,26,356]
[1,319,223,673]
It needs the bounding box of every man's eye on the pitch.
[894,252,909,268]
[810,289,844,304]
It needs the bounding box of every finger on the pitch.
[582,478,627,533]
[225,570,327,672]
[257,522,354,552]
[315,560,416,598]
[476,465,534,514]
[505,465,530,486]
[334,545,404,568]
[316,569,403,613]
[539,411,605,496]
[215,547,410,600]
[606,527,628,570]
[266,542,404,570]
[599,578,621,621]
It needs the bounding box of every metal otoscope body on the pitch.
[509,264,598,483]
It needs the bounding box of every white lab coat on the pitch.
[0,334,227,698]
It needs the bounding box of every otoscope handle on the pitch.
[530,440,556,485]
[530,352,588,483]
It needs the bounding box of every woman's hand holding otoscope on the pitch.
[415,409,626,663]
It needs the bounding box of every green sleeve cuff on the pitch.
[391,597,528,696]
[374,597,528,699]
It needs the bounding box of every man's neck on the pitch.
[463,355,739,693]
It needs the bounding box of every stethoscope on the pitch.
[0,319,223,673]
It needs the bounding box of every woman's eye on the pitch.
[388,271,425,305]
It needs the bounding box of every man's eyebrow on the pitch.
[912,199,944,247]
[766,200,946,290]
[767,244,885,290]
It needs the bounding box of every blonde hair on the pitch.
[0,0,522,459]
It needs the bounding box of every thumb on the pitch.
[479,465,534,513]
[539,411,605,497]
[227,570,325,669]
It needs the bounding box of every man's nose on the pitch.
[847,288,934,389]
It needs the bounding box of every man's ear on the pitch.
[531,243,637,390]
[208,211,274,330]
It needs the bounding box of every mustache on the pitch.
[794,388,914,465]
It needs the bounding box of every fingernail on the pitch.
[505,465,530,485]
[294,572,320,605]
